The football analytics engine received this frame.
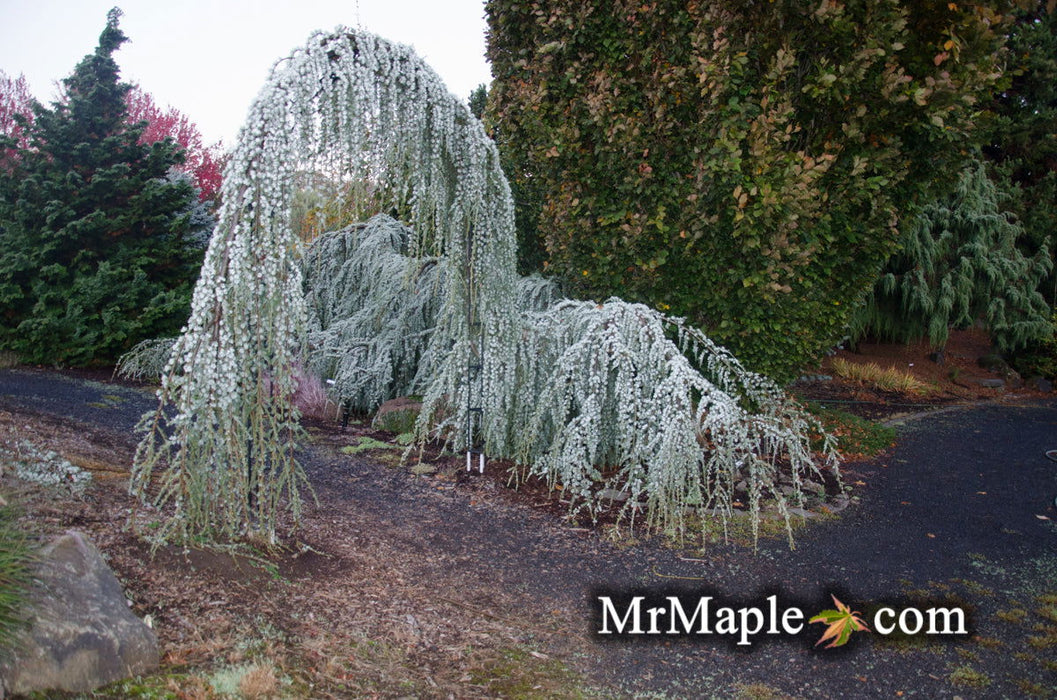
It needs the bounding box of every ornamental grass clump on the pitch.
[830,357,933,395]
[0,499,32,657]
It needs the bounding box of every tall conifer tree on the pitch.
[0,8,201,365]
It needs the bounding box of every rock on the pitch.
[977,353,1006,370]
[976,378,1005,389]
[802,479,827,496]
[1027,376,1053,393]
[0,530,158,696]
[968,357,1018,389]
[702,507,751,519]
[796,374,833,383]
[820,495,852,515]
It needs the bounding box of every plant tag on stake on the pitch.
[466,451,484,473]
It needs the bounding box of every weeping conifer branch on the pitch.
[131,27,839,548]
[301,215,561,413]
[431,299,837,545]
[131,29,517,543]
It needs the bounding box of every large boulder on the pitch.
[0,530,158,696]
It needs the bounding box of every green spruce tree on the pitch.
[0,8,201,366]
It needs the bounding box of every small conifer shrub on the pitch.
[0,10,202,366]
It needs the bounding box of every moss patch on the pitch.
[468,647,595,699]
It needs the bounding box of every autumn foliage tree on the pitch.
[486,0,1011,381]
[126,86,224,202]
[0,71,33,168]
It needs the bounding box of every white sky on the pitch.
[0,0,492,146]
